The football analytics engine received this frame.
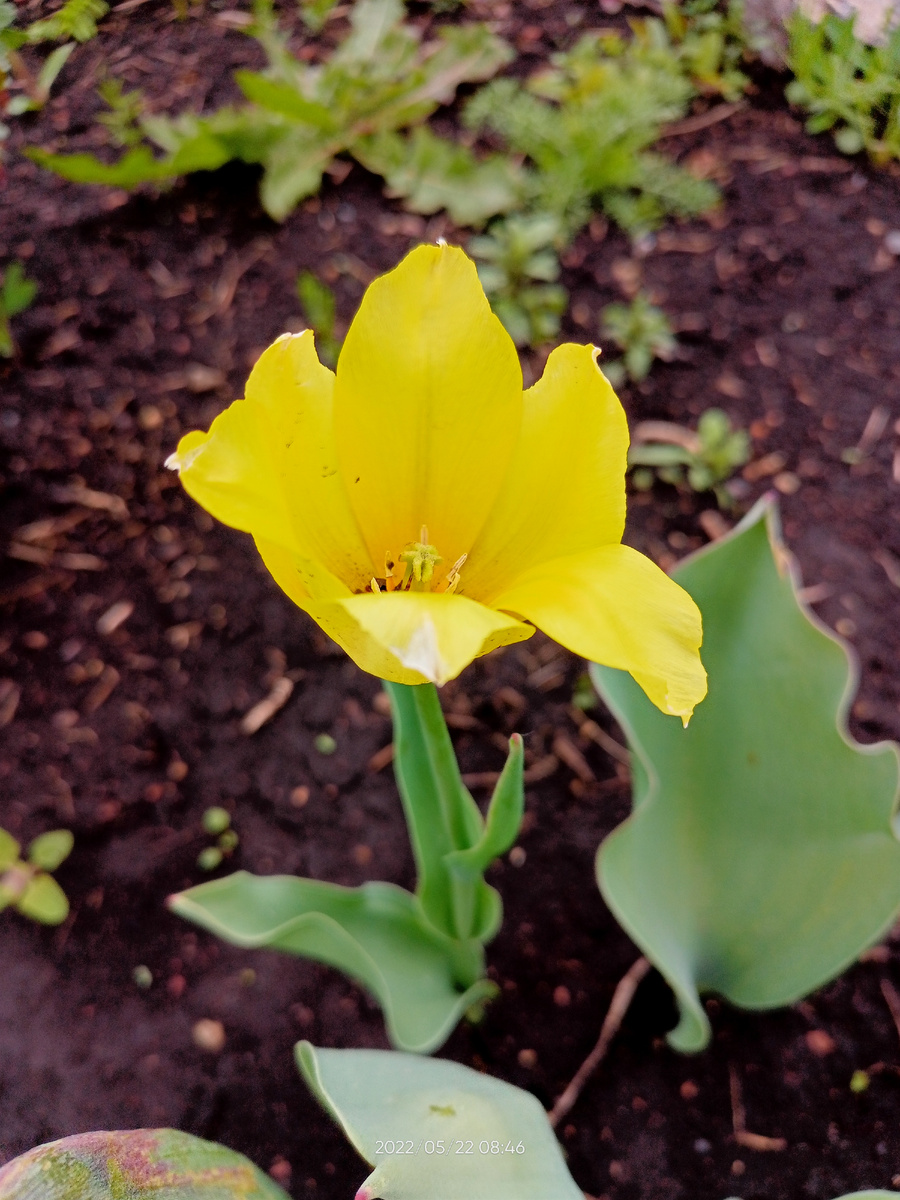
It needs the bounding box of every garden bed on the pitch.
[3,2,900,1198]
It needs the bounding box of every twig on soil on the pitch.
[879,978,900,1045]
[240,677,294,735]
[659,102,743,139]
[548,956,651,1129]
[728,1063,787,1152]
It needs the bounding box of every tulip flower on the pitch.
[167,244,706,721]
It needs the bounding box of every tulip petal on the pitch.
[492,545,707,721]
[168,398,299,553]
[337,592,533,686]
[257,539,532,685]
[466,343,628,600]
[250,332,374,590]
[334,244,522,573]
[169,333,373,585]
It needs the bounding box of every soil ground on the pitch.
[3,3,900,1198]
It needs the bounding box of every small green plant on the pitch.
[628,408,750,508]
[96,76,146,147]
[655,0,752,102]
[0,827,73,925]
[298,0,339,33]
[28,0,512,220]
[464,30,719,238]
[197,806,239,871]
[0,259,38,358]
[296,271,341,368]
[600,290,678,384]
[1,0,107,120]
[468,214,567,346]
[21,0,108,44]
[786,12,900,162]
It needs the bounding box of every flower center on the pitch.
[369,527,467,596]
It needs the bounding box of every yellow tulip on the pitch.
[167,244,706,721]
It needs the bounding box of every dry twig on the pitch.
[549,956,651,1128]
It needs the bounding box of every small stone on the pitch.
[167,759,189,782]
[680,1080,699,1100]
[352,844,373,866]
[202,806,231,835]
[731,1160,745,1176]
[806,1029,836,1056]
[192,1018,226,1052]
[314,733,337,755]
[167,974,187,999]
[269,1158,292,1186]
[22,631,48,649]
[291,785,310,807]
[553,986,571,1007]
[885,230,900,255]
[517,1048,537,1069]
[509,846,526,867]
[693,1138,712,1154]
[132,965,153,989]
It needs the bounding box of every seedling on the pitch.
[1,0,107,116]
[656,0,752,102]
[600,290,678,384]
[786,12,900,162]
[296,271,341,368]
[0,827,73,925]
[469,214,567,346]
[628,407,750,509]
[0,260,38,357]
[197,806,238,871]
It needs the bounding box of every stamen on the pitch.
[370,578,382,594]
[435,553,467,595]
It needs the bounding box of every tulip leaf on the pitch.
[592,496,900,1052]
[168,872,493,1054]
[0,1128,288,1198]
[295,1042,584,1200]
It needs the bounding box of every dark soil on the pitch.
[3,3,900,1199]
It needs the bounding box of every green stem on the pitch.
[384,681,483,946]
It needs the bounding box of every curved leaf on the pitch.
[0,1129,288,1199]
[296,1042,583,1200]
[168,872,492,1054]
[592,496,900,1052]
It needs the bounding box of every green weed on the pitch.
[29,0,512,220]
[468,215,567,347]
[786,12,900,162]
[600,291,678,385]
[296,271,341,368]
[0,828,73,925]
[0,260,38,357]
[628,408,750,508]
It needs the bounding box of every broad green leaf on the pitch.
[296,1042,584,1200]
[258,137,328,219]
[25,146,179,186]
[168,872,493,1054]
[0,1129,288,1198]
[27,829,73,871]
[0,829,20,869]
[234,70,335,129]
[592,496,900,1052]
[17,873,69,924]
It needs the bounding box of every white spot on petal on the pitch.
[391,617,448,685]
